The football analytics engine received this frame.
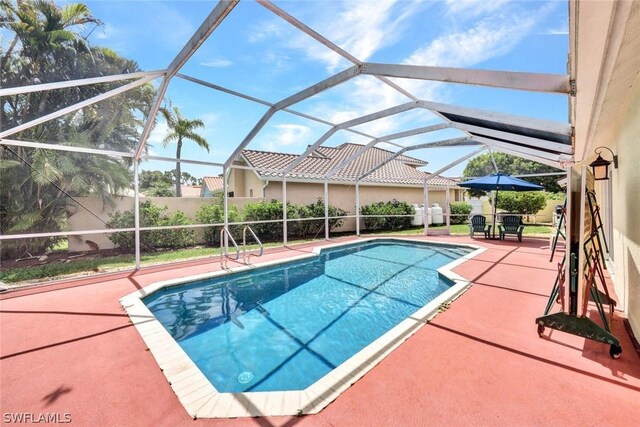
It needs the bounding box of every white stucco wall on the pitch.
[605,75,640,336]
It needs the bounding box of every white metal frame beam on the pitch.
[362,63,571,94]
[0,138,134,158]
[324,122,451,179]
[282,101,418,174]
[0,76,156,139]
[452,123,573,154]
[166,0,238,78]
[256,0,417,102]
[419,100,572,136]
[134,78,170,160]
[471,136,568,163]
[422,146,487,181]
[177,73,386,142]
[224,65,361,168]
[0,70,164,97]
[358,136,472,181]
[488,145,565,169]
[134,1,238,161]
[273,65,361,111]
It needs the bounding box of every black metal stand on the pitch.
[536,188,621,358]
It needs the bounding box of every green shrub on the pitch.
[288,199,348,237]
[544,192,565,201]
[107,201,196,251]
[497,191,546,215]
[159,210,196,249]
[449,202,472,224]
[243,199,348,240]
[195,203,243,246]
[360,199,414,231]
[243,200,285,240]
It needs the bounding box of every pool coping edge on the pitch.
[120,237,485,418]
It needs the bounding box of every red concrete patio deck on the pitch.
[1,236,639,426]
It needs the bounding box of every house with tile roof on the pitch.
[204,143,463,231]
[200,176,224,197]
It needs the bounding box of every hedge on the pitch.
[243,199,347,240]
[496,191,547,215]
[195,203,242,246]
[449,202,472,224]
[360,199,414,230]
[107,201,196,251]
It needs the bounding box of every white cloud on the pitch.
[200,112,220,127]
[247,0,554,148]
[94,23,119,40]
[542,19,569,35]
[247,21,287,43]
[404,11,544,68]
[444,0,512,19]
[251,0,422,73]
[200,58,232,68]
[262,124,311,151]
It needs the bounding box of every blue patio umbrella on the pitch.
[459,173,544,238]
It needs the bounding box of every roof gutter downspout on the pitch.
[262,180,270,198]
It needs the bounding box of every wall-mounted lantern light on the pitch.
[589,146,618,181]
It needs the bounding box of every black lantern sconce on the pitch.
[589,146,618,181]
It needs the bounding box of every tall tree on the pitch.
[159,106,209,197]
[463,153,563,193]
[0,1,156,259]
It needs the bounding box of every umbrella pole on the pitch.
[493,189,499,239]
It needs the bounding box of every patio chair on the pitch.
[469,215,491,239]
[499,215,524,242]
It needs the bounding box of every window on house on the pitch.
[249,189,253,197]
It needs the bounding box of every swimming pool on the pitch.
[122,238,482,417]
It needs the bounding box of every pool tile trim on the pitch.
[120,237,485,418]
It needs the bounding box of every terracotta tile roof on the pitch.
[240,143,458,187]
[202,176,224,193]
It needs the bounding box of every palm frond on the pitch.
[0,159,21,170]
[184,131,209,152]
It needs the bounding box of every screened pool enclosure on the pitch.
[0,0,574,275]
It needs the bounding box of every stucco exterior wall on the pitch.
[602,75,640,336]
[231,168,245,197]
[243,170,265,198]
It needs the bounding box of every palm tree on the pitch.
[0,1,156,260]
[1,1,103,125]
[159,106,209,197]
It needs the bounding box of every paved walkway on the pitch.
[1,236,639,426]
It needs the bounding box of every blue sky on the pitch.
[80,0,569,179]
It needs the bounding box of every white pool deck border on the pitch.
[120,237,485,418]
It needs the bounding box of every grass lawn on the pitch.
[368,223,553,237]
[0,224,553,285]
[0,239,316,285]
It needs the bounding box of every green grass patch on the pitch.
[364,223,553,236]
[0,239,321,284]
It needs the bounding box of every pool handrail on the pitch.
[242,226,263,264]
[220,227,240,269]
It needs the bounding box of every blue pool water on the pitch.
[144,240,472,392]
